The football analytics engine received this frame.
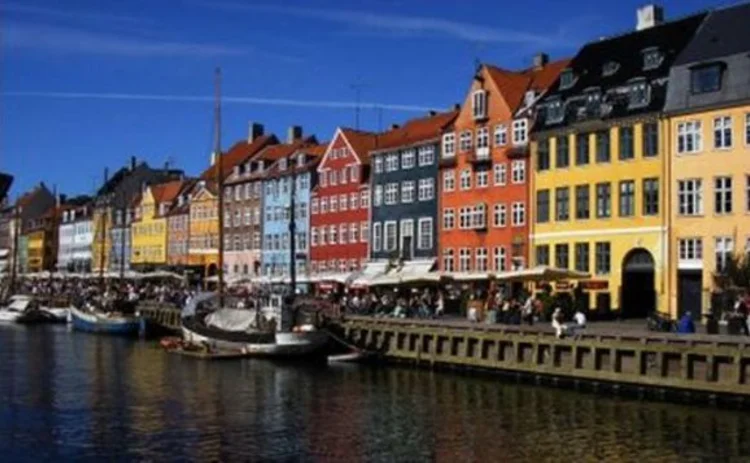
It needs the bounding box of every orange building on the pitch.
[438,56,568,276]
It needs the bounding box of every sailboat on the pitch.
[179,69,328,357]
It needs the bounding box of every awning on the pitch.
[444,272,494,281]
[369,259,438,286]
[495,266,590,282]
[350,261,388,287]
[0,249,9,258]
[312,272,353,284]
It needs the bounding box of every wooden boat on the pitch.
[70,305,143,336]
[0,295,33,323]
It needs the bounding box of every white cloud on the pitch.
[3,91,436,112]
[1,2,149,25]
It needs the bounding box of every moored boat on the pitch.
[70,305,143,335]
[0,295,33,323]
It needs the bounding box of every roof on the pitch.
[151,180,184,204]
[16,183,51,208]
[264,141,328,179]
[339,128,380,163]
[0,172,12,203]
[243,137,318,180]
[200,135,276,181]
[484,58,570,113]
[674,3,750,65]
[371,110,458,153]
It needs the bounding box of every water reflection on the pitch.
[1,325,749,462]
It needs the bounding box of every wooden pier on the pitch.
[138,303,181,331]
[336,316,750,399]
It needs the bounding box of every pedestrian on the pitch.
[677,311,696,334]
[551,307,565,338]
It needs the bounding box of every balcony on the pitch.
[439,155,457,168]
[506,146,529,159]
[469,147,492,165]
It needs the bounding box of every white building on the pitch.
[58,201,93,273]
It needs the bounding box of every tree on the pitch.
[714,253,750,293]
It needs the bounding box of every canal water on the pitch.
[1,325,749,462]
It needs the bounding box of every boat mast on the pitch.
[289,165,297,304]
[214,67,225,306]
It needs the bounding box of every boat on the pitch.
[16,308,67,325]
[42,307,71,323]
[0,295,32,323]
[180,292,329,357]
[69,304,143,335]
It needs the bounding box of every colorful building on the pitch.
[370,110,458,273]
[188,180,219,277]
[131,180,185,270]
[663,3,750,317]
[530,7,706,317]
[165,182,195,269]
[310,128,378,276]
[439,57,568,278]
[57,197,93,273]
[26,204,62,273]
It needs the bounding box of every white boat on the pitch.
[181,293,329,357]
[0,295,32,323]
[41,307,71,323]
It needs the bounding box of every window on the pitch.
[714,176,733,214]
[361,222,369,242]
[320,227,327,246]
[545,100,564,124]
[536,245,549,266]
[493,203,507,227]
[244,207,251,225]
[494,124,507,146]
[678,238,703,261]
[595,242,610,275]
[330,196,338,212]
[536,191,549,223]
[350,165,359,183]
[494,247,507,272]
[329,225,337,245]
[678,179,703,216]
[418,218,433,250]
[629,82,650,109]
[374,156,384,174]
[642,47,663,70]
[476,169,488,188]
[471,204,487,229]
[361,191,369,209]
[385,183,399,205]
[460,130,473,151]
[460,169,472,190]
[512,119,528,145]
[476,127,489,151]
[384,222,397,251]
[330,170,337,185]
[340,194,348,211]
[475,247,488,271]
[574,242,589,272]
[339,224,348,244]
[401,181,415,203]
[418,146,434,166]
[442,170,456,192]
[554,187,570,221]
[691,64,722,94]
[556,135,570,168]
[714,116,732,149]
[493,163,506,185]
[715,237,734,272]
[386,154,399,172]
[311,198,319,215]
[459,248,472,272]
[537,139,550,171]
[555,244,569,269]
[575,185,590,219]
[746,114,750,145]
[402,149,416,169]
[643,178,659,216]
[643,122,658,157]
[442,133,455,157]
[511,160,525,184]
[575,133,589,165]
[372,223,382,252]
[443,208,455,230]
[677,121,702,154]
[559,69,574,89]
[619,126,634,160]
[596,182,611,218]
[472,90,488,119]
[443,248,455,272]
[311,227,318,247]
[374,185,383,207]
[511,202,525,226]
[459,207,472,229]
[418,178,435,201]
[350,223,358,243]
[320,172,327,187]
[619,180,635,217]
[350,192,359,209]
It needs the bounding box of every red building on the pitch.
[310,128,378,276]
[439,55,568,275]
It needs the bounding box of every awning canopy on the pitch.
[350,261,389,287]
[495,266,590,282]
[369,259,437,286]
[311,272,353,284]
[444,272,494,282]
[0,249,9,258]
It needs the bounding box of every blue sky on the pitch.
[1,0,718,198]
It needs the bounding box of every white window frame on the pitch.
[459,248,472,272]
[330,196,338,212]
[460,169,472,190]
[418,178,435,201]
[511,160,526,184]
[678,237,702,263]
[472,89,488,120]
[715,236,734,272]
[443,248,455,272]
[476,169,488,188]
[339,224,348,244]
[493,163,507,186]
[417,217,433,250]
[476,126,489,150]
[384,183,399,205]
[374,156,384,174]
[443,170,455,192]
[350,223,358,243]
[459,130,473,151]
[374,185,383,207]
[329,225,337,245]
[493,203,507,227]
[361,190,369,209]
[402,149,416,169]
[386,153,399,172]
[714,176,733,215]
[339,193,348,211]
[494,124,508,146]
[401,181,415,203]
[372,222,382,252]
[443,208,455,230]
[442,132,456,158]
[475,247,488,271]
[311,227,318,247]
[713,116,732,149]
[677,179,704,216]
[384,221,397,252]
[361,222,369,242]
[677,121,702,154]
[494,246,507,272]
[418,145,435,166]
[511,202,525,226]
[512,119,528,145]
[311,198,319,215]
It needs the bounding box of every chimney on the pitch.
[287,125,303,143]
[390,123,400,130]
[130,156,137,171]
[249,122,264,142]
[533,53,549,70]
[427,110,437,117]
[104,168,109,184]
[636,4,664,31]
[452,103,461,111]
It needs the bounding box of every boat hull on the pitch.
[0,311,22,323]
[181,323,329,357]
[70,307,142,336]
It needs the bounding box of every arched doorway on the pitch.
[206,263,218,278]
[620,248,655,318]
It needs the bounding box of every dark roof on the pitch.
[536,13,707,130]
[674,3,750,65]
[0,172,12,203]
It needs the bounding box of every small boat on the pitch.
[16,308,67,325]
[69,305,143,336]
[0,295,33,323]
[42,307,71,323]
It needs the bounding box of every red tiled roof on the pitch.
[372,110,458,152]
[339,128,380,163]
[485,58,571,112]
[151,180,184,204]
[200,135,276,181]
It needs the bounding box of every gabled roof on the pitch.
[17,183,52,208]
[673,3,750,64]
[151,180,184,204]
[244,137,318,180]
[485,58,570,113]
[264,141,328,179]
[339,128,380,164]
[372,110,458,153]
[200,134,277,181]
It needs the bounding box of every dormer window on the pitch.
[559,69,575,90]
[602,61,620,77]
[232,165,240,176]
[691,64,723,95]
[512,119,528,146]
[258,161,265,173]
[642,47,663,71]
[584,88,601,103]
[472,89,488,120]
[279,158,288,171]
[545,99,564,124]
[63,211,69,222]
[628,80,650,109]
[296,153,305,167]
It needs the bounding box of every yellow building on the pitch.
[529,11,705,317]
[91,207,111,273]
[187,181,219,276]
[26,229,46,273]
[131,180,185,268]
[663,3,750,318]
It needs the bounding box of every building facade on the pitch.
[530,8,706,317]
[663,3,750,317]
[131,180,184,270]
[165,184,193,268]
[188,181,219,276]
[57,198,93,273]
[370,111,457,267]
[310,128,377,275]
[26,204,61,273]
[440,58,568,277]
[0,206,16,276]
